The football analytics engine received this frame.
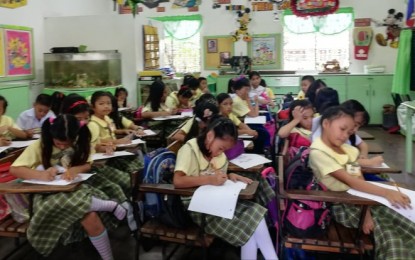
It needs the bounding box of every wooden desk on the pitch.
[139,181,259,200]
[401,101,415,173]
[357,130,375,140]
[0,181,80,194]
[367,141,384,154]
[228,162,263,173]
[362,164,401,174]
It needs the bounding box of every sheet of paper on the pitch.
[92,151,134,161]
[365,162,390,169]
[181,111,193,117]
[152,115,187,121]
[230,153,271,169]
[244,116,266,124]
[0,140,37,153]
[32,134,41,139]
[10,140,36,148]
[347,182,415,223]
[116,139,146,147]
[22,173,94,186]
[142,129,157,136]
[238,134,254,139]
[243,140,252,148]
[118,107,130,112]
[188,180,247,219]
[35,165,66,173]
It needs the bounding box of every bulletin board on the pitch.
[248,34,282,70]
[0,24,34,82]
[204,36,234,70]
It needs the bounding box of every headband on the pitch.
[67,100,88,112]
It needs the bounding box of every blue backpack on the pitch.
[142,148,190,228]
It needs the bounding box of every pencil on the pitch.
[393,181,402,194]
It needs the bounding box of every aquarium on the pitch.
[44,50,122,88]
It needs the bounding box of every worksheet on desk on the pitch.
[0,140,37,153]
[347,182,415,223]
[230,153,271,169]
[92,151,134,160]
[244,116,266,124]
[22,173,95,186]
[116,139,146,147]
[188,180,247,219]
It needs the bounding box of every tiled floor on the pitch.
[1,127,414,260]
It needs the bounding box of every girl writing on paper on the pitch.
[309,106,415,259]
[174,117,278,260]
[10,114,127,260]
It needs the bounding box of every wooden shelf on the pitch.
[143,25,160,70]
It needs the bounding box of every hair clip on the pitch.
[49,117,55,124]
[203,108,213,118]
[67,100,88,112]
[79,120,87,128]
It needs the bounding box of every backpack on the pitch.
[142,148,190,229]
[261,167,280,253]
[282,146,330,238]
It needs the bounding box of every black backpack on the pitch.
[282,147,330,238]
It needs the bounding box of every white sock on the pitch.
[241,234,258,260]
[253,218,278,260]
[89,229,113,260]
[89,196,126,220]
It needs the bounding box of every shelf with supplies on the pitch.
[143,25,160,70]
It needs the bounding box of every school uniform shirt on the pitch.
[297,90,305,100]
[12,139,92,169]
[16,108,55,130]
[190,88,203,106]
[180,117,195,134]
[165,92,181,109]
[141,103,170,113]
[250,85,274,101]
[0,115,21,139]
[121,117,134,129]
[227,112,241,127]
[311,116,362,145]
[88,115,116,145]
[309,137,360,191]
[290,127,311,139]
[232,95,250,117]
[175,138,228,177]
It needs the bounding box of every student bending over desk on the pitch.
[173,117,278,260]
[0,96,30,145]
[9,115,127,260]
[309,106,415,260]
[109,94,145,136]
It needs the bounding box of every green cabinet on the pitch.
[0,83,30,120]
[347,75,393,124]
[314,75,347,103]
[262,76,300,96]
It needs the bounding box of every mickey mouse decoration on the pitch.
[232,8,252,42]
[373,9,404,48]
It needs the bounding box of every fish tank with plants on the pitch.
[44,50,122,89]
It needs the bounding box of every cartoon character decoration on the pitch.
[373,9,404,48]
[232,8,252,42]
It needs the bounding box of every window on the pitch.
[162,32,201,73]
[283,29,350,71]
[282,8,353,71]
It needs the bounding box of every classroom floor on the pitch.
[1,126,415,260]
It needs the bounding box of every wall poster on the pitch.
[4,28,33,76]
[248,34,282,69]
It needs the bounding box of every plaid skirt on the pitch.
[87,167,128,202]
[182,199,267,246]
[237,172,275,207]
[28,183,118,256]
[332,204,415,259]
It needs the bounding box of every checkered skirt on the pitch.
[27,183,118,256]
[182,199,267,246]
[332,204,415,259]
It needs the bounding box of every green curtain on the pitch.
[282,7,354,35]
[150,15,203,40]
[392,29,412,95]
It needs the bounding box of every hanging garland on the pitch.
[290,0,339,17]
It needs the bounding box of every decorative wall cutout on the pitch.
[4,29,32,76]
[0,0,27,9]
[291,0,339,17]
